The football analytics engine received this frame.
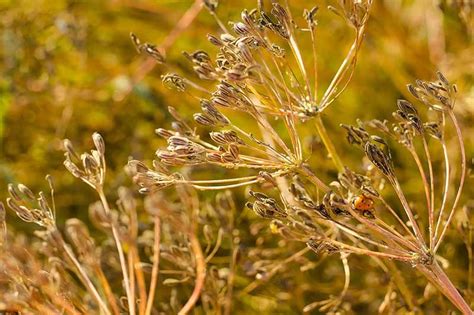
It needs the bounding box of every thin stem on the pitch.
[205,228,223,263]
[391,178,427,249]
[421,136,435,250]
[288,34,312,101]
[95,265,121,315]
[408,145,433,248]
[434,138,450,242]
[319,26,365,111]
[145,215,161,315]
[97,189,134,315]
[178,229,206,315]
[378,196,417,242]
[223,246,238,315]
[327,239,414,262]
[61,241,111,315]
[435,110,466,252]
[314,115,344,172]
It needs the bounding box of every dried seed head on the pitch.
[271,3,290,26]
[130,33,165,63]
[397,99,418,116]
[207,33,223,46]
[341,124,370,146]
[194,113,216,126]
[8,183,21,201]
[162,73,186,92]
[130,32,142,53]
[364,142,394,177]
[92,132,105,156]
[204,0,218,12]
[63,159,84,178]
[143,44,165,63]
[306,238,340,255]
[200,99,229,125]
[155,128,175,139]
[304,6,319,28]
[258,171,277,187]
[63,139,79,160]
[424,122,442,140]
[247,190,287,219]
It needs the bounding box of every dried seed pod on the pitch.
[63,139,79,160]
[155,128,175,139]
[162,73,186,92]
[304,6,319,28]
[201,99,229,125]
[63,159,84,178]
[424,122,442,140]
[204,0,218,12]
[258,171,277,186]
[207,33,223,46]
[364,142,394,177]
[341,124,370,146]
[228,144,239,159]
[306,238,339,255]
[92,132,105,156]
[194,113,216,126]
[8,183,22,201]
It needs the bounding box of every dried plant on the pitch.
[1,0,472,314]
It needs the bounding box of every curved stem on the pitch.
[62,241,111,315]
[178,230,206,315]
[145,215,161,315]
[435,110,466,252]
[98,189,134,315]
[421,136,435,250]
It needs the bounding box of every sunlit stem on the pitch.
[288,34,312,101]
[97,189,134,315]
[378,196,417,242]
[390,178,427,249]
[408,145,433,248]
[327,239,414,262]
[434,114,450,243]
[191,178,261,190]
[145,215,161,315]
[61,240,111,315]
[434,110,466,252]
[314,115,344,173]
[309,26,318,102]
[178,228,206,315]
[422,136,435,250]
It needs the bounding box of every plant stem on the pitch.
[97,189,134,315]
[178,229,206,315]
[418,262,472,314]
[314,115,344,173]
[61,240,111,315]
[435,110,466,251]
[145,215,161,315]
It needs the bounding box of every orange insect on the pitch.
[351,194,375,218]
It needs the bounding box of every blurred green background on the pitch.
[0,0,472,313]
